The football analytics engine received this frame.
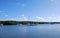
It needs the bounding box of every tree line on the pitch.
[0,21,60,25]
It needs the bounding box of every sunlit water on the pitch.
[0,24,60,38]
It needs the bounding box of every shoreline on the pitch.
[0,21,60,25]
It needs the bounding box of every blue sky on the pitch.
[0,0,60,22]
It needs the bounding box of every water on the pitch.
[0,24,60,38]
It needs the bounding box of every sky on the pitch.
[0,0,60,22]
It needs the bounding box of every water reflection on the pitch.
[0,24,60,38]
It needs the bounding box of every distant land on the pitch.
[0,20,60,25]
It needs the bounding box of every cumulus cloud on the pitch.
[36,16,46,21]
[36,16,44,20]
[18,14,28,21]
[35,16,60,22]
[55,16,60,22]
[48,16,53,19]
[1,14,28,21]
[2,14,60,22]
[23,17,28,21]
[47,16,60,22]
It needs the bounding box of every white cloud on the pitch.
[47,16,60,22]
[2,14,60,22]
[36,16,46,21]
[55,16,60,22]
[36,16,44,20]
[48,16,53,19]
[23,17,28,20]
[1,14,28,21]
[18,14,28,21]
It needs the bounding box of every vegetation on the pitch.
[0,21,60,25]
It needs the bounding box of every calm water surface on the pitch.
[0,24,60,38]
